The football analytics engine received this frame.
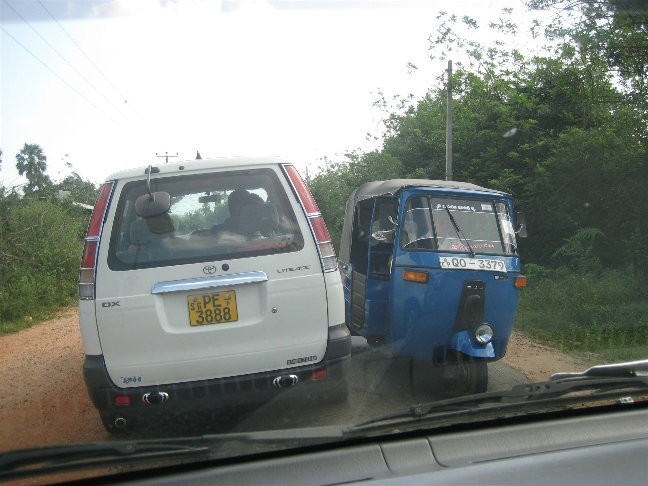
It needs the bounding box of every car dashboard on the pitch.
[103,405,647,486]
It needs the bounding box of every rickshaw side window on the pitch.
[350,199,375,274]
[369,198,398,276]
[496,202,518,254]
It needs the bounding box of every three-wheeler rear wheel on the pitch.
[411,352,488,400]
[445,350,488,395]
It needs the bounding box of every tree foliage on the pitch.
[308,151,402,246]
[56,172,100,206]
[0,145,98,327]
[0,193,89,324]
[528,0,648,110]
[15,143,52,197]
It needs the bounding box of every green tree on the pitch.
[55,172,99,206]
[375,4,648,271]
[0,194,88,324]
[15,143,52,197]
[528,0,648,110]
[381,57,647,269]
[381,93,447,179]
[309,152,402,248]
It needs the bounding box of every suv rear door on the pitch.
[94,163,329,388]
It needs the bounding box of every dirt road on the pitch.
[0,307,109,452]
[0,307,588,453]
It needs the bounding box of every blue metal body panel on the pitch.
[449,331,496,358]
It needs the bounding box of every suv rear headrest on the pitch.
[237,203,279,237]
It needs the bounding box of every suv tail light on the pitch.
[282,165,337,272]
[79,182,114,299]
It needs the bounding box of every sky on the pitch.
[1,0,534,188]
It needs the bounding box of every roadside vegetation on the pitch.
[1,0,646,364]
[0,146,98,334]
[517,266,648,362]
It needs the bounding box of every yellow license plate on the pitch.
[188,290,238,326]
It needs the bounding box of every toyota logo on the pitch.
[203,265,218,275]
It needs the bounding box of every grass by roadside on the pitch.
[515,266,648,364]
[0,301,77,335]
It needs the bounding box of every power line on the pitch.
[3,0,126,117]
[37,0,129,104]
[0,24,116,122]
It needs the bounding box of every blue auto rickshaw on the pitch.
[338,180,527,395]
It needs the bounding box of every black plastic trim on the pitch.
[324,324,352,360]
[83,325,351,414]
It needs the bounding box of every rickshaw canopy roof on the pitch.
[338,179,508,264]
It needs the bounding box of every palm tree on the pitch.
[15,144,51,196]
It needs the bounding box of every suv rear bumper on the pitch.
[83,324,351,427]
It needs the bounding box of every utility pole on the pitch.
[155,152,178,164]
[446,60,453,181]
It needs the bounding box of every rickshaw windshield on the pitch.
[400,196,517,255]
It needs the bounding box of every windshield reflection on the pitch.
[1,0,647,484]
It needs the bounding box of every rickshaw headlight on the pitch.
[474,324,493,345]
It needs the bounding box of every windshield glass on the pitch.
[1,0,647,484]
[400,196,517,254]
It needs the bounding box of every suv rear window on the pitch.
[107,168,304,270]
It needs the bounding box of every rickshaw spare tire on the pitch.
[446,350,488,396]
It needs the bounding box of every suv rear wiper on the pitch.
[351,359,648,431]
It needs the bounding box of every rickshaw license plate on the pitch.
[188,290,238,326]
[440,257,506,272]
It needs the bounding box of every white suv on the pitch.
[78,157,350,433]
